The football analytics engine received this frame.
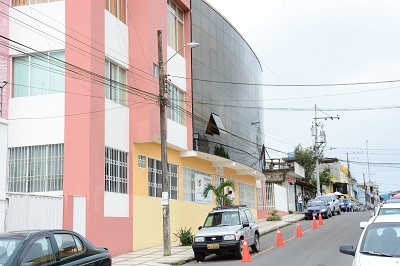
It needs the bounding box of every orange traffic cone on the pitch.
[312,215,318,229]
[241,238,252,262]
[318,213,324,226]
[276,228,285,247]
[296,221,303,237]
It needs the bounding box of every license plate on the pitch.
[207,244,220,249]
[312,213,317,216]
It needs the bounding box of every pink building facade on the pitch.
[1,0,193,255]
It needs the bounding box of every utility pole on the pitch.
[158,30,171,256]
[314,106,321,196]
[312,105,338,196]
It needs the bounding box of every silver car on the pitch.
[316,194,341,216]
[192,205,260,262]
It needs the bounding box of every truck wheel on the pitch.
[251,234,260,253]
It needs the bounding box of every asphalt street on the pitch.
[187,211,371,265]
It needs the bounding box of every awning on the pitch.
[206,113,226,135]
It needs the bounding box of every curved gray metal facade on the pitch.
[191,0,265,171]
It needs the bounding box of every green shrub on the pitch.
[173,227,193,246]
[266,209,282,221]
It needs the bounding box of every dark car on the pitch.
[0,229,111,265]
[304,199,331,220]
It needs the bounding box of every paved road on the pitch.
[187,211,371,265]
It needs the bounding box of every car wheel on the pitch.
[251,233,260,253]
[337,208,341,215]
[331,208,335,216]
[194,252,206,262]
[235,239,243,260]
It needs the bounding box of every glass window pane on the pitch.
[119,0,126,23]
[30,54,48,96]
[49,51,65,93]
[13,56,29,97]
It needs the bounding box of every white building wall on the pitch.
[167,119,187,150]
[8,94,64,147]
[274,184,288,212]
[0,119,8,232]
[104,100,129,217]
[167,46,187,91]
[9,2,65,55]
[105,11,129,68]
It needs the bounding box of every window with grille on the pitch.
[167,83,185,125]
[148,158,178,199]
[105,0,126,24]
[12,0,63,7]
[105,59,127,106]
[105,147,128,194]
[167,0,184,56]
[138,155,146,168]
[13,51,65,97]
[183,167,211,202]
[8,144,64,193]
[239,182,255,209]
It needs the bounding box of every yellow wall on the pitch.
[132,142,259,250]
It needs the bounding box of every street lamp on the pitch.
[157,30,199,256]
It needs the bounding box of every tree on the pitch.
[203,180,236,207]
[294,144,326,184]
[294,144,316,183]
[310,168,333,189]
[214,145,230,159]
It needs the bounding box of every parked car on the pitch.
[315,194,341,216]
[339,198,353,212]
[340,214,400,265]
[0,229,112,266]
[304,199,331,220]
[360,203,400,229]
[192,205,260,262]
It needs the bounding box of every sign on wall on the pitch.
[195,173,212,204]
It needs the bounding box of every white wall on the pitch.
[167,46,187,91]
[8,94,64,147]
[104,192,128,217]
[274,184,288,212]
[167,119,187,150]
[9,2,65,55]
[0,119,8,232]
[105,100,129,152]
[104,100,129,217]
[105,11,129,69]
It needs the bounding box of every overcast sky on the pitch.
[206,0,400,194]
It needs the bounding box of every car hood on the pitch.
[358,254,400,266]
[195,225,243,236]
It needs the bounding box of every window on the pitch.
[183,167,211,202]
[148,158,178,199]
[105,147,128,194]
[22,237,54,265]
[105,0,126,24]
[54,233,83,260]
[13,51,65,97]
[138,155,146,168]
[105,59,128,106]
[13,0,62,6]
[239,182,255,209]
[167,83,185,125]
[167,0,184,56]
[8,144,64,193]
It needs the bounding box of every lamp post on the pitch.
[157,30,199,256]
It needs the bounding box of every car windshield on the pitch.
[378,208,400,216]
[203,211,240,227]
[360,223,400,257]
[307,201,324,207]
[316,196,330,202]
[0,238,22,263]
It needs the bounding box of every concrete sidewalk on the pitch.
[112,213,304,266]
